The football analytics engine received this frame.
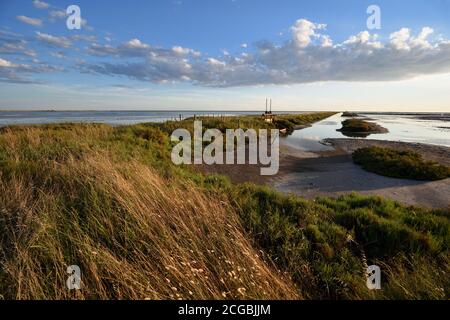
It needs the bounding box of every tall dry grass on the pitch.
[0,152,298,299]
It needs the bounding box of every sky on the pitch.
[0,0,450,111]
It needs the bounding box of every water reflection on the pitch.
[283,113,450,152]
[338,131,372,138]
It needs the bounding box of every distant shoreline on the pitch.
[0,109,317,113]
[1,110,449,115]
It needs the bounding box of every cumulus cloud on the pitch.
[389,27,436,51]
[390,28,412,50]
[16,15,43,27]
[79,19,450,88]
[410,27,434,49]
[291,19,327,48]
[7,17,445,87]
[125,38,150,49]
[35,31,72,48]
[172,46,201,56]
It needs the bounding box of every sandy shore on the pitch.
[195,136,450,209]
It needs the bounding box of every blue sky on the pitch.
[1,0,450,111]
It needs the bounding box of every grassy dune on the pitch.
[0,125,297,300]
[0,113,448,300]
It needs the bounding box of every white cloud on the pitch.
[345,31,370,44]
[343,31,382,49]
[50,51,66,59]
[76,19,450,88]
[0,58,17,68]
[390,28,412,50]
[33,0,50,9]
[0,56,61,84]
[291,19,326,48]
[88,39,201,60]
[172,46,190,55]
[172,46,201,56]
[81,18,93,31]
[125,38,150,49]
[410,27,434,49]
[5,16,450,90]
[207,58,226,67]
[49,10,66,20]
[0,38,37,57]
[36,31,72,48]
[390,27,436,51]
[321,35,333,47]
[16,15,43,27]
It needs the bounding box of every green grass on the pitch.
[0,114,448,300]
[232,185,449,299]
[353,147,450,181]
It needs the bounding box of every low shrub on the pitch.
[353,147,450,180]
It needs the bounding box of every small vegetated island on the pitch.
[353,146,450,181]
[337,118,388,137]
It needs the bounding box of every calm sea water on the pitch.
[1,110,449,149]
[0,110,263,126]
[284,113,450,150]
